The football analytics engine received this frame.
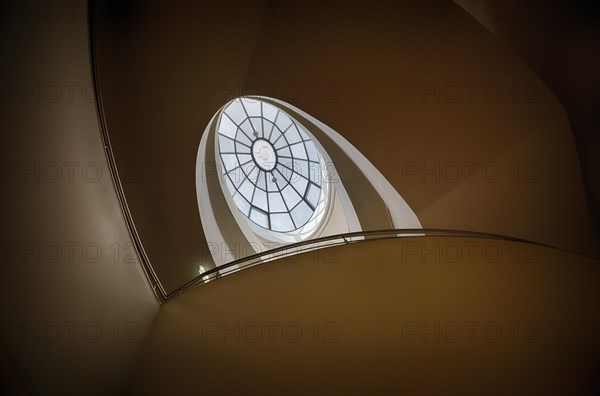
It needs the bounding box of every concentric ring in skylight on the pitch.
[217,98,323,233]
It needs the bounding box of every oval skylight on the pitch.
[217,98,324,233]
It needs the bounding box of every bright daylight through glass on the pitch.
[217,98,323,233]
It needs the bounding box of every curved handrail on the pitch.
[164,227,597,301]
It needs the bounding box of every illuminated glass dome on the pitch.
[197,95,421,267]
[217,98,325,235]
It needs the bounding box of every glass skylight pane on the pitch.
[262,102,278,122]
[309,162,323,185]
[237,120,254,143]
[218,135,235,153]
[256,171,266,190]
[225,175,235,195]
[294,158,310,179]
[276,146,291,158]
[270,213,294,232]
[274,168,288,187]
[281,184,301,208]
[275,112,292,133]
[263,120,275,138]
[240,160,254,174]
[219,115,237,138]
[297,127,311,140]
[276,164,293,183]
[242,98,261,117]
[228,167,245,187]
[268,192,287,212]
[285,126,302,144]
[266,173,279,192]
[236,141,250,153]
[291,143,308,159]
[305,141,320,162]
[239,179,254,201]
[233,193,250,216]
[279,157,294,172]
[252,188,268,211]
[291,201,312,226]
[269,125,282,141]
[306,183,321,208]
[245,165,259,182]
[221,154,239,171]
[250,118,263,136]
[274,137,288,150]
[236,153,252,167]
[250,208,268,228]
[292,172,308,194]
[225,100,247,125]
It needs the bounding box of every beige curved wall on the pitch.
[454,0,600,230]
[130,236,600,395]
[0,1,159,394]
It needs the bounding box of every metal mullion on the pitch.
[279,163,310,194]
[284,171,306,204]
[220,133,250,148]
[272,122,293,146]
[277,189,296,229]
[268,110,280,141]
[275,168,303,229]
[303,181,316,211]
[264,120,275,140]
[223,111,240,128]
[225,159,253,176]
[240,100,258,136]
[250,183,258,212]
[260,102,265,138]
[238,123,254,143]
[263,170,271,229]
[273,168,290,192]
[223,112,253,143]
[230,162,254,193]
[226,173,251,216]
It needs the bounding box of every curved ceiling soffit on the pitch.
[196,96,422,269]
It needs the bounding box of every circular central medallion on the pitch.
[251,138,277,171]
